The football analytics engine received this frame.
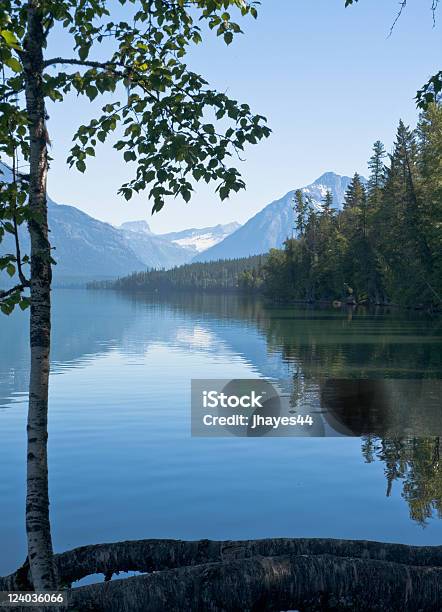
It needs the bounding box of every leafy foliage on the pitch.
[0,0,269,312]
[131,103,441,308]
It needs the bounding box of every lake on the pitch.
[0,289,441,579]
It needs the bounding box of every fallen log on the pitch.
[68,553,442,612]
[2,537,442,590]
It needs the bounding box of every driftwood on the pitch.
[69,554,442,612]
[1,538,442,611]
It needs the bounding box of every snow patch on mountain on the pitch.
[194,172,366,263]
[161,222,241,253]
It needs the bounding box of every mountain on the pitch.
[0,164,361,282]
[0,163,193,283]
[117,220,240,265]
[119,220,153,234]
[119,225,193,271]
[160,222,241,253]
[0,196,149,284]
[194,173,360,263]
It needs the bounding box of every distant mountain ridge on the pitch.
[0,163,362,281]
[119,220,153,234]
[0,162,239,282]
[194,172,361,263]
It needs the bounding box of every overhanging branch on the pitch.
[44,57,121,70]
[0,282,29,300]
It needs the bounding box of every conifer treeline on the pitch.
[91,255,267,292]
[96,103,441,307]
[259,103,442,307]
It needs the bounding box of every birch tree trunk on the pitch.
[22,1,57,591]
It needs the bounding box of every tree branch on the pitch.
[44,57,122,70]
[11,152,29,287]
[0,282,29,300]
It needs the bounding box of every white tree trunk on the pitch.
[22,1,57,591]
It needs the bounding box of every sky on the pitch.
[44,0,441,233]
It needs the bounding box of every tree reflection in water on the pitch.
[362,436,441,526]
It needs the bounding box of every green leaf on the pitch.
[0,302,13,315]
[6,263,15,277]
[86,86,98,101]
[78,45,90,61]
[224,31,233,45]
[0,29,21,49]
[48,89,63,102]
[76,160,86,173]
[5,57,21,73]
[123,151,136,162]
[19,297,31,311]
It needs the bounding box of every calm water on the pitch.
[0,289,441,577]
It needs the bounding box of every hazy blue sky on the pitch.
[44,0,441,233]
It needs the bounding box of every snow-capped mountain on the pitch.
[1,163,363,283]
[194,173,360,263]
[160,222,241,253]
[117,219,241,260]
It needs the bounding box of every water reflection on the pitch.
[320,379,442,437]
[0,287,441,564]
[117,291,442,523]
[362,436,442,525]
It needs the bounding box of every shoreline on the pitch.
[85,284,442,314]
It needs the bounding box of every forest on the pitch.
[104,102,442,310]
[90,254,267,292]
[261,103,442,307]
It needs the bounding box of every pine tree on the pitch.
[417,102,442,303]
[344,173,367,210]
[379,120,429,303]
[367,141,387,209]
[293,189,308,236]
[321,190,334,216]
[364,143,388,303]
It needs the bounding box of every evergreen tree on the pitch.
[367,141,387,208]
[108,103,442,309]
[417,103,442,303]
[321,190,334,216]
[344,173,367,211]
[380,120,428,302]
[293,189,308,236]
